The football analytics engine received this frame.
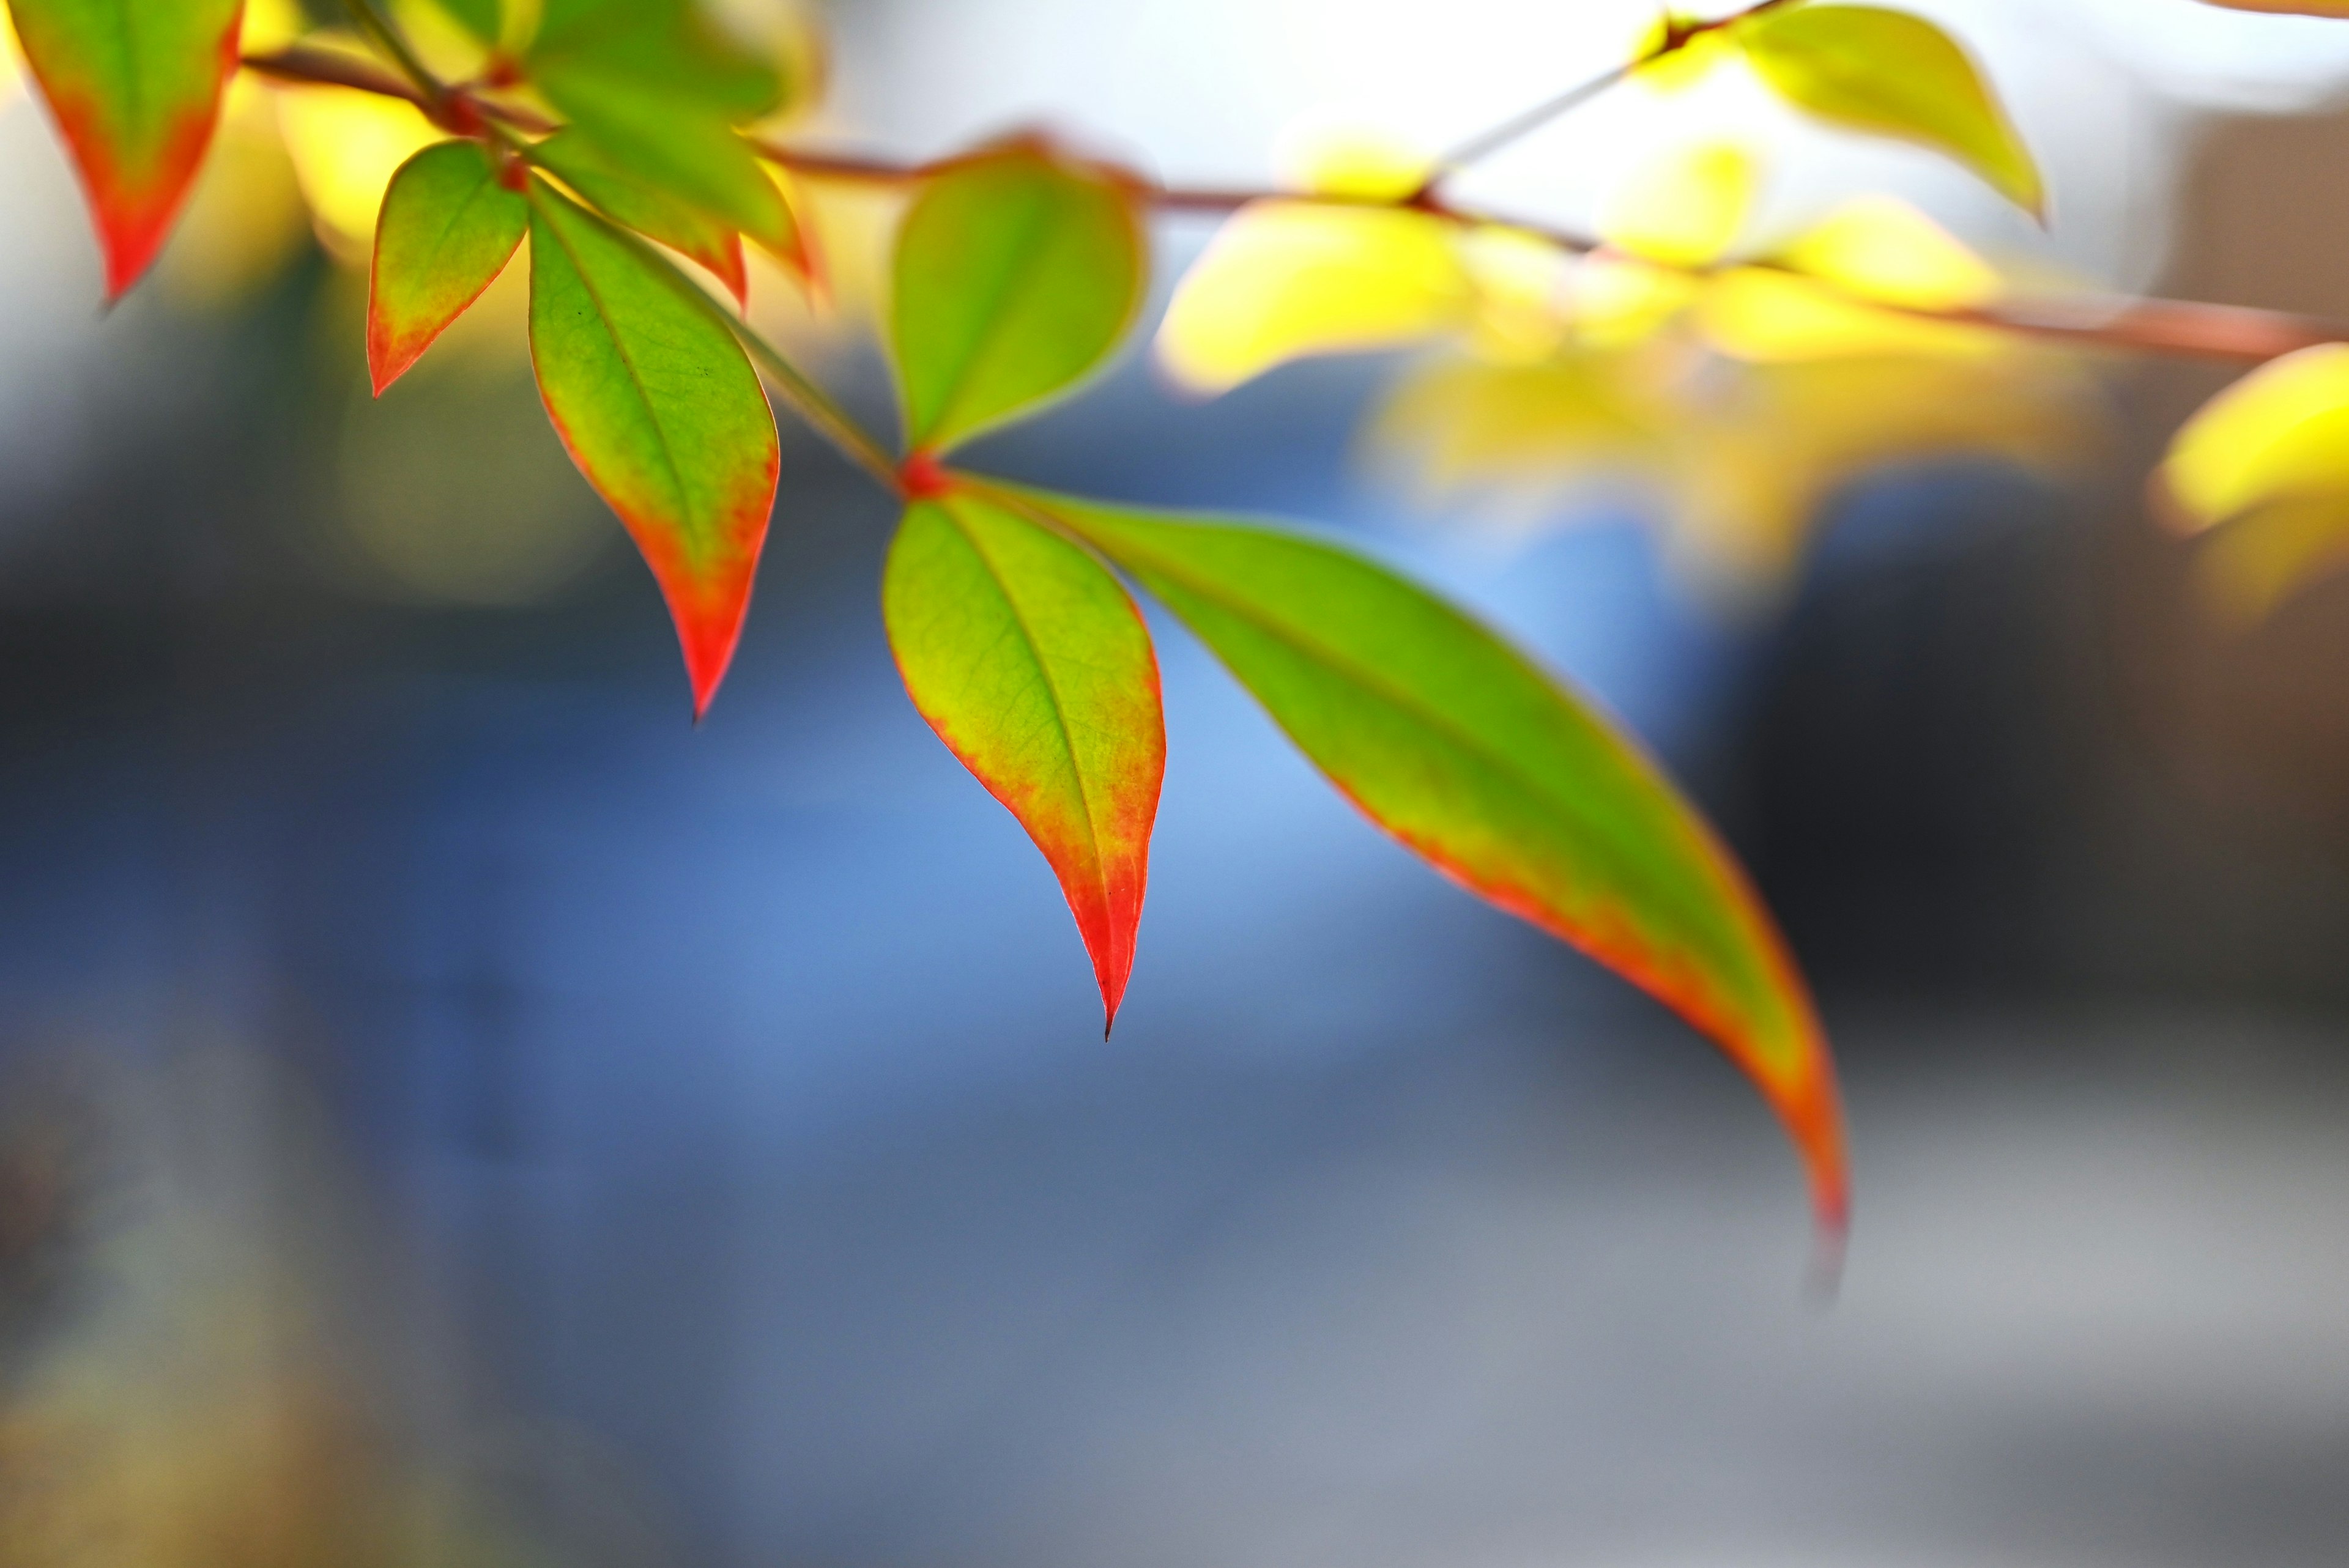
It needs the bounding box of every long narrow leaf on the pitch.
[1006,484,1848,1229]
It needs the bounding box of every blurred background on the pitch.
[7,1,2349,1564]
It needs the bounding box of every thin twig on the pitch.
[339,0,446,108]
[242,29,2349,372]
[242,46,431,109]
[1420,0,1805,190]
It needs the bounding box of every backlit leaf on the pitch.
[1006,483,1849,1231]
[369,140,529,395]
[1605,142,1757,269]
[1737,4,2043,218]
[432,0,500,42]
[1698,268,2000,362]
[2160,344,2349,531]
[885,489,1165,1030]
[1157,202,1472,395]
[891,144,1145,454]
[531,127,749,305]
[528,181,780,717]
[530,0,796,255]
[1374,342,2090,594]
[1774,193,2001,311]
[7,0,245,297]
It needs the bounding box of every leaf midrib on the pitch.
[1076,516,1729,943]
[536,198,700,537]
[946,505,1113,903]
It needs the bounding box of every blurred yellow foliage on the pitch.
[2161,344,2349,531]
[1158,202,1476,394]
[1606,143,1757,269]
[1159,130,2082,595]
[276,84,442,261]
[1631,13,1737,94]
[1,6,21,103]
[2159,344,2349,624]
[1373,341,2091,597]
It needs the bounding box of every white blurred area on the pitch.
[827,0,2349,290]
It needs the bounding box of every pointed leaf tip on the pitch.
[527,182,779,716]
[1011,486,1849,1229]
[11,0,247,297]
[884,491,1165,1030]
[1737,4,2043,219]
[369,141,530,395]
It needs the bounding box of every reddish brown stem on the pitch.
[242,46,431,109]
[242,44,2349,369]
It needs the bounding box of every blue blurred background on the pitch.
[7,2,2349,1566]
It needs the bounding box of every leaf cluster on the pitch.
[37,0,2269,1244]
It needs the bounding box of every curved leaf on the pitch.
[434,0,501,41]
[529,0,793,254]
[1156,202,1471,396]
[528,181,780,717]
[369,139,529,394]
[1001,483,1848,1230]
[1737,4,2043,218]
[891,144,1145,454]
[530,127,749,306]
[885,490,1165,1029]
[9,0,245,297]
[2159,344,2349,531]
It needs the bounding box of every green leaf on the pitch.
[890,144,1145,456]
[1001,484,1849,1230]
[884,490,1165,1030]
[533,0,784,119]
[7,0,245,297]
[529,0,796,253]
[527,180,781,717]
[369,140,530,395]
[1736,4,2043,218]
[530,128,749,306]
[536,94,795,257]
[431,0,501,42]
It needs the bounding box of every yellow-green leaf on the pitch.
[2159,344,2349,531]
[997,481,1849,1233]
[368,139,529,394]
[530,127,751,306]
[884,488,1165,1031]
[1156,202,1472,395]
[1736,4,2043,218]
[527,180,780,718]
[890,144,1145,455]
[529,0,795,255]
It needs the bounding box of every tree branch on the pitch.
[242,35,2349,374]
[1421,0,1805,187]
